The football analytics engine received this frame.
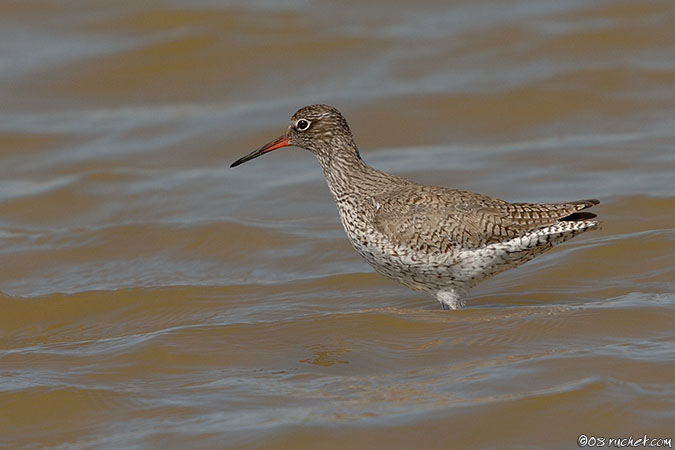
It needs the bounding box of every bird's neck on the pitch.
[314,145,401,200]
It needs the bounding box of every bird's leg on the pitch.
[436,289,466,310]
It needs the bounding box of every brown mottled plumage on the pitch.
[231,104,600,309]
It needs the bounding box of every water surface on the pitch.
[1,1,674,448]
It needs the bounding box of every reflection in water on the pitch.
[301,344,351,367]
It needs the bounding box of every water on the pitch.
[1,1,674,448]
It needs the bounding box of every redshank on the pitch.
[231,104,599,309]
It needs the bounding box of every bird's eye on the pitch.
[295,119,311,131]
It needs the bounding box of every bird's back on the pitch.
[369,184,599,252]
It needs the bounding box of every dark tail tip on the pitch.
[560,211,597,221]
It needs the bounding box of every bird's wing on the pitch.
[372,187,598,252]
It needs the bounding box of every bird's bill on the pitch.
[230,135,290,167]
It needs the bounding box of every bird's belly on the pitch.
[337,208,463,292]
[348,235,461,293]
[345,227,562,294]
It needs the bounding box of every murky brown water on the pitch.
[1,1,674,448]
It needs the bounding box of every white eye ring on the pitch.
[295,119,311,131]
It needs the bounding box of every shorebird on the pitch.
[231,104,599,309]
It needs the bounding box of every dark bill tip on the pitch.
[230,135,290,168]
[230,158,246,168]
